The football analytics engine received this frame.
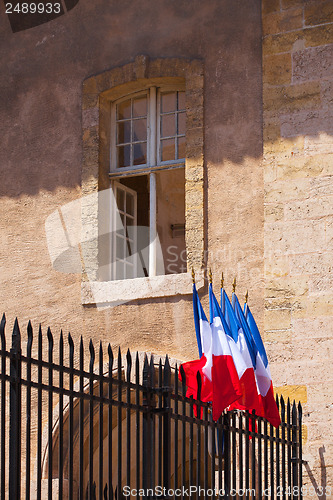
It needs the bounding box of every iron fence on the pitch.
[0,315,303,499]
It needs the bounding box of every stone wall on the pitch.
[262,0,333,494]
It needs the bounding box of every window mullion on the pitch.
[149,87,157,277]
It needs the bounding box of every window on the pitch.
[108,86,186,281]
[81,57,205,304]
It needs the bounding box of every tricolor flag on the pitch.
[243,301,281,428]
[222,289,262,414]
[179,284,213,403]
[209,284,243,420]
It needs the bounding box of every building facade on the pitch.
[0,0,332,496]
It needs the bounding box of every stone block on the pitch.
[264,328,291,342]
[265,274,309,297]
[263,24,333,56]
[263,53,292,85]
[310,176,333,197]
[82,93,99,110]
[265,178,311,203]
[304,0,333,26]
[305,134,333,156]
[292,316,333,339]
[264,162,277,182]
[266,219,326,255]
[281,0,304,8]
[281,109,333,138]
[293,45,333,83]
[262,0,280,15]
[291,294,333,318]
[264,203,284,222]
[276,155,329,180]
[265,307,292,330]
[274,384,307,404]
[309,272,333,293]
[263,81,321,112]
[289,251,333,275]
[263,8,303,36]
[82,107,99,130]
[264,255,290,277]
[284,195,333,220]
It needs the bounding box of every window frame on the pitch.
[109,85,186,280]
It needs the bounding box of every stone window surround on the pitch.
[81,55,205,305]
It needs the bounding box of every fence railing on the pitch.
[0,315,303,499]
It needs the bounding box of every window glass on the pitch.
[116,94,148,168]
[159,91,185,162]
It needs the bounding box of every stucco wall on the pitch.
[262,0,333,495]
[0,0,263,362]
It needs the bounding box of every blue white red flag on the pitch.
[208,284,244,419]
[179,284,213,403]
[243,301,281,428]
[222,289,261,414]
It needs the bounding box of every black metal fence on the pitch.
[0,315,303,499]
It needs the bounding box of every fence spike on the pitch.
[280,395,285,421]
[27,321,33,355]
[275,394,280,411]
[108,343,114,368]
[89,339,95,369]
[149,354,154,388]
[0,313,5,350]
[47,326,53,350]
[104,483,108,500]
[164,354,170,386]
[12,317,21,351]
[126,349,132,382]
[298,401,302,422]
[196,370,202,402]
[180,364,186,396]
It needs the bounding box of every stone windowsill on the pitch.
[81,272,204,306]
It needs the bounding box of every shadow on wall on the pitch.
[304,446,327,499]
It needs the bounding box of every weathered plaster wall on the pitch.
[262,0,333,495]
[0,0,263,363]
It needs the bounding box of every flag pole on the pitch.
[220,271,225,314]
[232,277,236,309]
[244,289,249,317]
[192,267,195,284]
[209,268,213,284]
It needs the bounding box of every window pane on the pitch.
[125,263,134,279]
[117,145,131,168]
[177,136,185,159]
[116,261,125,280]
[116,189,125,211]
[161,114,176,138]
[116,235,124,259]
[133,118,147,142]
[178,91,185,111]
[161,92,176,113]
[125,239,133,258]
[161,138,175,162]
[178,112,186,135]
[117,100,131,120]
[133,142,147,165]
[133,96,147,118]
[127,216,134,228]
[117,121,131,144]
[126,193,134,216]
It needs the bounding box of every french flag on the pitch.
[222,289,262,414]
[179,284,213,403]
[209,284,244,420]
[243,301,281,428]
